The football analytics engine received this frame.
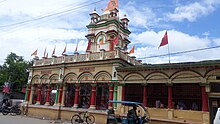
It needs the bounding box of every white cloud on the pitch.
[0,27,87,65]
[0,0,94,65]
[131,30,220,64]
[166,0,220,22]
[0,0,220,65]
[120,1,157,29]
[0,0,85,17]
[214,38,220,46]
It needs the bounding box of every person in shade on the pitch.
[127,105,138,124]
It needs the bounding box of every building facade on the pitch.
[24,7,220,124]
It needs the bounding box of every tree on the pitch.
[0,52,33,91]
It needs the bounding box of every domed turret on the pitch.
[89,8,99,24]
[121,14,129,29]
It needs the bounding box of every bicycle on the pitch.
[71,111,95,124]
[22,103,28,115]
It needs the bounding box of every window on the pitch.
[211,83,220,92]
[173,84,201,110]
[79,83,91,108]
[147,84,168,108]
[50,85,57,106]
[40,85,46,105]
[64,84,75,107]
[32,85,38,104]
[96,83,109,110]
[125,84,143,103]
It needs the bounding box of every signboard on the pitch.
[79,67,95,72]
[41,70,52,74]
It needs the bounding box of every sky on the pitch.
[0,0,220,65]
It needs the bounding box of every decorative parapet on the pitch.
[33,50,142,66]
[104,51,115,59]
[35,59,43,66]
[90,52,101,60]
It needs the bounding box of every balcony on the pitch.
[33,50,141,67]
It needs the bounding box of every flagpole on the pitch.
[167,30,170,64]
[168,43,171,64]
[159,31,170,64]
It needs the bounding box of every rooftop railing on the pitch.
[33,49,141,66]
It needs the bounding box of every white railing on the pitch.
[33,50,141,66]
[90,52,101,60]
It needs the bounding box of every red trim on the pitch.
[168,86,173,109]
[109,86,114,107]
[74,86,80,106]
[37,85,41,102]
[46,86,51,103]
[58,86,63,104]
[110,41,114,51]
[90,86,96,107]
[202,86,208,111]
[143,86,147,106]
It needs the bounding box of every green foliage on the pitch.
[0,52,33,91]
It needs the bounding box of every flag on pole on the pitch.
[105,0,118,11]
[129,46,135,54]
[43,48,47,57]
[86,40,91,51]
[31,49,38,56]
[159,31,171,63]
[62,44,67,55]
[159,31,168,48]
[52,46,56,56]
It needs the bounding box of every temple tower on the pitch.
[86,8,131,53]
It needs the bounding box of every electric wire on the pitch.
[0,0,102,37]
[138,45,220,60]
[0,0,103,29]
[1,0,219,63]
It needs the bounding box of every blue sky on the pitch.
[0,0,220,64]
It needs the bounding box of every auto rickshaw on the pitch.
[107,100,150,124]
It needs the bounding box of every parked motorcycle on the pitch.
[2,105,21,115]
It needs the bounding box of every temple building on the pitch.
[24,1,220,124]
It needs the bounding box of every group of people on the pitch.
[155,100,198,110]
[0,99,11,112]
[1,99,11,107]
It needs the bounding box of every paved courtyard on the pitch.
[0,114,71,124]
[0,114,104,124]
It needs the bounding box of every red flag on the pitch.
[86,40,91,51]
[129,46,135,54]
[31,49,38,56]
[52,46,56,56]
[62,45,67,55]
[105,0,118,11]
[159,31,168,48]
[113,36,118,45]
